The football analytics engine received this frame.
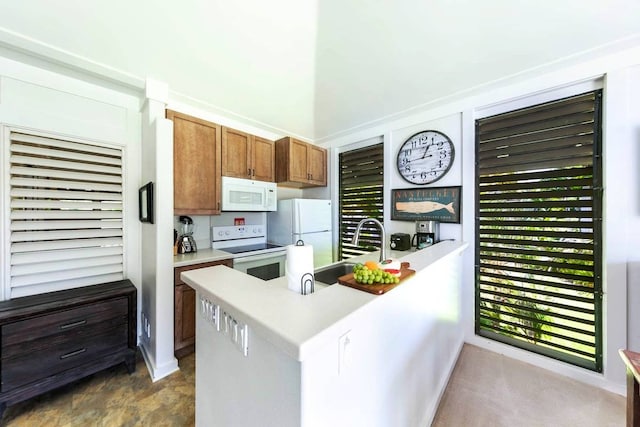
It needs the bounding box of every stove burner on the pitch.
[222,243,283,254]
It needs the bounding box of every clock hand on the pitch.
[421,144,433,159]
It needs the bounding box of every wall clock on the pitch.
[396,130,455,185]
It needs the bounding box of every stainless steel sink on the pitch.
[314,262,356,285]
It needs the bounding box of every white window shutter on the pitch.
[9,132,124,298]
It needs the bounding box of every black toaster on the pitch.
[390,233,411,251]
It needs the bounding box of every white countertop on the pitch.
[181,240,468,361]
[173,248,236,267]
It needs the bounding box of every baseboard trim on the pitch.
[139,341,180,382]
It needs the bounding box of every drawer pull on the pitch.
[59,320,87,330]
[60,348,87,360]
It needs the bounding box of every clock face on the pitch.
[396,130,455,185]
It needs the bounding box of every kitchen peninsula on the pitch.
[181,240,468,427]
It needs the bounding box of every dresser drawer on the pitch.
[2,315,127,360]
[2,297,127,347]
[1,325,128,392]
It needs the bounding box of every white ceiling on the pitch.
[0,0,639,141]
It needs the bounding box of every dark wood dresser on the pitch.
[0,280,137,417]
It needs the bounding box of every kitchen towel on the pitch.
[286,240,315,295]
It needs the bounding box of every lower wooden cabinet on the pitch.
[0,280,137,418]
[174,259,232,358]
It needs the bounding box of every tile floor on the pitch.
[2,352,195,427]
[1,344,627,426]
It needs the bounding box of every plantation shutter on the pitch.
[475,90,603,371]
[9,132,124,298]
[339,143,384,259]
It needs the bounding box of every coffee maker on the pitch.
[177,216,197,254]
[412,220,439,249]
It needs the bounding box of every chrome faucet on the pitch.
[351,218,387,262]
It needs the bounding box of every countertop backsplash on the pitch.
[174,212,268,251]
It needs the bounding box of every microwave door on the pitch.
[230,189,261,211]
[221,176,277,211]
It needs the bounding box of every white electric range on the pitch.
[211,225,286,280]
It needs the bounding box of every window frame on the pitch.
[337,141,384,260]
[474,89,603,372]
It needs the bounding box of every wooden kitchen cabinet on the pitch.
[167,110,222,215]
[174,259,232,358]
[221,127,275,182]
[275,136,327,187]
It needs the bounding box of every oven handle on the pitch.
[232,251,287,265]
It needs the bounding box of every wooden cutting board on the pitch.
[337,267,416,295]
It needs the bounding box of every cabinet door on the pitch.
[252,136,275,182]
[174,259,232,358]
[222,127,251,179]
[289,138,310,183]
[169,110,221,215]
[174,284,196,356]
[308,145,327,186]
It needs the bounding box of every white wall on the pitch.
[621,65,640,348]
[301,251,464,427]
[137,80,180,381]
[321,44,640,394]
[0,54,142,301]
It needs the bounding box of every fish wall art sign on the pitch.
[391,186,461,223]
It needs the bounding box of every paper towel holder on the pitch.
[300,272,315,295]
[295,240,315,295]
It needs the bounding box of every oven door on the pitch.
[232,251,285,280]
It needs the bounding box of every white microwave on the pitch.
[221,176,277,211]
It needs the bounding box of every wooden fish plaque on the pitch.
[390,186,461,223]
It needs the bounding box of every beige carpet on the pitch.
[432,344,625,427]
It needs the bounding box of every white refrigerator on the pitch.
[267,199,333,267]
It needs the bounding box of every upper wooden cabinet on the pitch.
[167,110,222,215]
[221,127,275,182]
[275,137,327,188]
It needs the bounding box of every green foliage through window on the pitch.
[339,144,384,260]
[475,90,603,372]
